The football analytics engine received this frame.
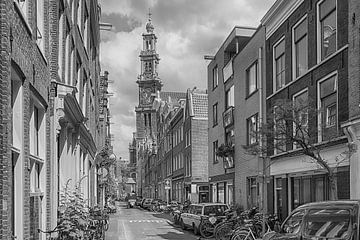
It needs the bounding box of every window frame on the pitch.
[317,0,337,63]
[213,140,219,164]
[246,113,258,146]
[317,71,338,142]
[246,60,258,97]
[292,15,308,80]
[273,36,286,92]
[212,65,219,90]
[292,88,309,149]
[225,85,234,109]
[213,103,218,127]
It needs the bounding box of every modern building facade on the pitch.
[233,26,266,209]
[261,0,350,220]
[207,26,256,205]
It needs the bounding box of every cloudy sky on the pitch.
[99,0,276,160]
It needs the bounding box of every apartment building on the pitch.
[183,88,209,203]
[207,26,256,205]
[233,26,266,209]
[0,0,107,239]
[261,0,349,220]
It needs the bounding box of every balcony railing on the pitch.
[223,59,233,82]
[223,106,234,128]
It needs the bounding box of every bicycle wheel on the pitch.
[199,221,215,239]
[215,223,233,240]
[230,229,254,240]
[103,219,109,231]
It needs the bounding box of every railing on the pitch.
[223,106,234,128]
[222,60,233,82]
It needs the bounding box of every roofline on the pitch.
[207,25,258,66]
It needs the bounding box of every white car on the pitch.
[179,203,229,235]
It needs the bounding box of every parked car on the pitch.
[127,196,137,208]
[135,196,143,206]
[266,200,359,240]
[142,198,153,209]
[180,203,229,235]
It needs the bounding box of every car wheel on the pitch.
[193,223,199,235]
[180,219,186,230]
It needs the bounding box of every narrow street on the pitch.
[106,202,199,240]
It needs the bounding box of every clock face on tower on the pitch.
[140,87,153,105]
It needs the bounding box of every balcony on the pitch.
[223,106,234,128]
[222,60,233,83]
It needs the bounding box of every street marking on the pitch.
[128,220,165,223]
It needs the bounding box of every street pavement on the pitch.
[105,202,200,240]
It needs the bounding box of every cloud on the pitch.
[99,0,276,159]
[101,13,142,33]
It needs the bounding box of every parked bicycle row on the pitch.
[169,200,358,240]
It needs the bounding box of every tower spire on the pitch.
[146,8,154,33]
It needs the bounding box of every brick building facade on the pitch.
[0,0,108,239]
[261,0,350,220]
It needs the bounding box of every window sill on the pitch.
[267,44,348,100]
[245,89,259,100]
[30,191,44,197]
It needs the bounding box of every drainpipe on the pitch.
[258,46,268,236]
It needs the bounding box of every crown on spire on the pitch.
[146,8,154,33]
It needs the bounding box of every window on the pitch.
[247,61,258,96]
[226,129,234,146]
[225,85,234,109]
[273,106,287,154]
[213,103,218,126]
[30,98,46,158]
[326,103,337,127]
[305,209,351,238]
[36,0,45,52]
[293,90,308,148]
[247,114,258,145]
[319,74,337,140]
[248,177,257,208]
[213,140,219,163]
[275,178,283,218]
[293,17,308,78]
[318,0,337,60]
[274,38,286,91]
[213,66,218,90]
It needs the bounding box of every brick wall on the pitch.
[191,119,208,182]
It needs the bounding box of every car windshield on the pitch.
[303,208,352,239]
[203,205,228,216]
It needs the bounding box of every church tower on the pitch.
[135,11,162,141]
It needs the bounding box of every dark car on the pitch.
[267,200,359,240]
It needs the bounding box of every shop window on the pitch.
[275,178,283,217]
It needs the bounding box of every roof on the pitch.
[160,92,186,102]
[187,88,208,119]
[190,203,228,206]
[297,200,360,209]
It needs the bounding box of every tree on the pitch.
[243,98,353,200]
